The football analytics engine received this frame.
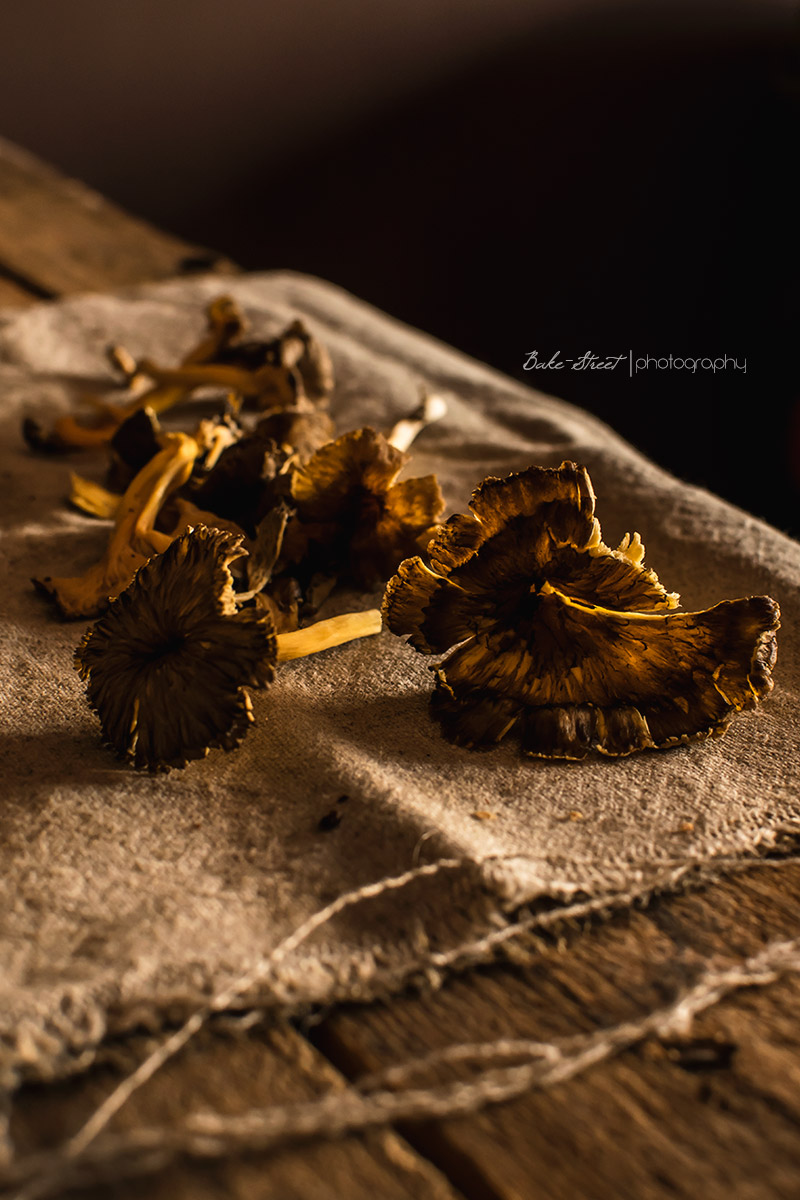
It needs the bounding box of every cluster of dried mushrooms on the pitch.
[29,297,443,769]
[27,298,779,770]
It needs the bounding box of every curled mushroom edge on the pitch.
[382,460,780,759]
[75,525,383,772]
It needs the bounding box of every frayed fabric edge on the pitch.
[4,931,800,1200]
[1,840,799,1165]
[2,842,799,1102]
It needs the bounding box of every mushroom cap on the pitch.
[383,462,779,758]
[283,427,444,588]
[75,526,276,771]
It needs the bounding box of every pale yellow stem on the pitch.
[106,343,141,383]
[124,434,199,555]
[139,360,271,396]
[198,420,239,469]
[37,434,201,618]
[276,609,383,661]
[386,392,447,453]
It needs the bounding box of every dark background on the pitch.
[1,0,797,532]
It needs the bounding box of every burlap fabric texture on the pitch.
[1,272,797,1092]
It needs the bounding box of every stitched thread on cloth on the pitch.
[5,934,799,1200]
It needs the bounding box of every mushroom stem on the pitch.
[275,609,382,661]
[386,392,447,453]
[43,298,247,451]
[128,434,201,555]
[107,343,144,385]
[53,409,125,447]
[34,433,201,619]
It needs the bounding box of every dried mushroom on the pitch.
[75,526,381,771]
[161,496,247,542]
[136,317,334,413]
[383,461,779,758]
[35,433,201,619]
[280,427,445,590]
[69,472,121,520]
[217,316,334,406]
[187,419,293,535]
[23,398,123,453]
[23,295,248,454]
[75,527,276,770]
[252,403,335,462]
[106,406,164,490]
[286,318,335,404]
[242,502,292,597]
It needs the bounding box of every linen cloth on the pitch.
[1,272,797,1089]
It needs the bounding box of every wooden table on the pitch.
[4,137,799,1200]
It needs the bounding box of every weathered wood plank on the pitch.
[11,1022,463,1200]
[312,861,800,1200]
[0,272,40,307]
[0,138,236,298]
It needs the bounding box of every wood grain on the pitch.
[10,1023,463,1200]
[312,861,800,1200]
[0,271,40,307]
[0,138,236,298]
